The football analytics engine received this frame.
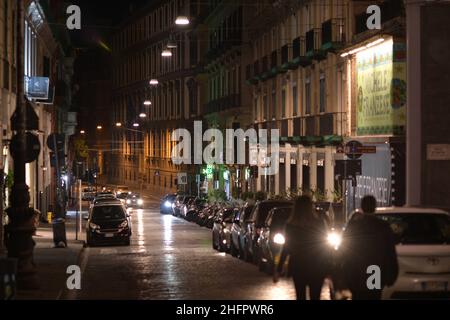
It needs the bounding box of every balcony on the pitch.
[205,94,241,114]
[306,29,326,61]
[321,18,345,52]
[279,112,347,146]
[289,37,311,68]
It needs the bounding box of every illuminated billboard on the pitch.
[356,38,406,135]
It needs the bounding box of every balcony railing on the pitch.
[280,112,348,138]
[306,28,326,60]
[205,94,241,114]
[321,18,345,52]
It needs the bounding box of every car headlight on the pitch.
[137,199,144,205]
[273,233,285,245]
[119,220,128,229]
[164,201,172,208]
[89,222,100,230]
[327,231,342,250]
[126,199,131,204]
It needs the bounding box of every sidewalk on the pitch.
[15,214,85,300]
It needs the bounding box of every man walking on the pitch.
[341,195,399,300]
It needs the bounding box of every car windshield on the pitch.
[117,193,128,199]
[256,202,293,225]
[222,209,234,222]
[378,213,450,245]
[92,206,126,221]
[270,208,292,227]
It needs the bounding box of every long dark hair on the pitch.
[288,195,315,227]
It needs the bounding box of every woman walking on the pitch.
[273,195,329,300]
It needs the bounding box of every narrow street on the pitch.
[72,198,296,300]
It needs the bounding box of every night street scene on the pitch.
[0,0,450,310]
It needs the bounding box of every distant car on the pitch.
[257,206,292,274]
[371,207,450,299]
[86,203,131,246]
[212,207,235,252]
[160,194,177,214]
[82,187,95,201]
[244,200,293,263]
[115,185,129,196]
[125,193,144,209]
[230,204,254,258]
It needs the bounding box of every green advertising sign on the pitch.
[356,39,406,136]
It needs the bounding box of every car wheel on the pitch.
[230,241,238,257]
[212,233,218,250]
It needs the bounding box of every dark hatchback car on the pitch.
[230,203,255,258]
[257,206,292,274]
[86,203,131,246]
[244,200,293,263]
[160,193,177,214]
[212,207,235,252]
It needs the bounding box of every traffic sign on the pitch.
[345,140,363,159]
[10,132,41,163]
[47,133,65,152]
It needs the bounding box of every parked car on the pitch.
[212,207,235,252]
[257,206,292,274]
[86,203,131,246]
[230,204,255,258]
[244,200,294,263]
[160,193,177,214]
[186,198,207,222]
[206,205,222,229]
[92,198,122,206]
[371,207,450,299]
[180,196,196,218]
[125,193,144,209]
[197,205,214,227]
[81,187,95,201]
[172,194,187,217]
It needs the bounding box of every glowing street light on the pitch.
[139,113,147,118]
[115,122,122,127]
[133,123,140,127]
[161,49,172,57]
[149,79,159,86]
[96,125,103,130]
[143,100,152,106]
[175,16,190,25]
[80,130,85,134]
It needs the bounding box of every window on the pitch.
[320,74,326,113]
[271,90,276,119]
[292,85,298,116]
[305,79,311,114]
[263,95,268,120]
[281,89,286,118]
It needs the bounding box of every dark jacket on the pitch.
[277,217,330,279]
[341,212,399,290]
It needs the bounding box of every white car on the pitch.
[374,207,450,299]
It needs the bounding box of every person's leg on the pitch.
[293,275,307,300]
[309,277,324,300]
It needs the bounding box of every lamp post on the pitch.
[6,0,40,289]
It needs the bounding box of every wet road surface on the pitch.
[74,200,296,300]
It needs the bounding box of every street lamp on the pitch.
[133,123,140,128]
[97,125,103,130]
[149,79,159,86]
[143,100,152,106]
[139,113,147,118]
[115,122,122,127]
[175,16,190,25]
[161,49,172,57]
[80,130,85,134]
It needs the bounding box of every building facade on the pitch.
[245,0,405,215]
[111,0,207,195]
